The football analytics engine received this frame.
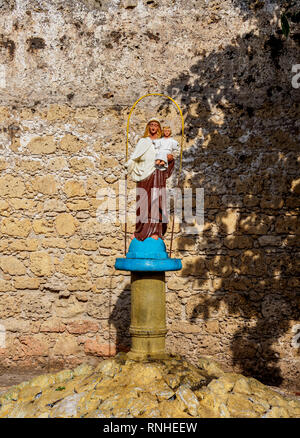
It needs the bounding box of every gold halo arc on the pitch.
[124,93,184,256]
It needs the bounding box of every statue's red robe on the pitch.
[134,157,175,241]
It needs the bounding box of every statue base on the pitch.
[115,237,182,272]
[114,238,182,360]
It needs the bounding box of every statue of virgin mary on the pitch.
[125,118,175,241]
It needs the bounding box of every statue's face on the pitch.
[163,128,171,137]
[148,121,159,135]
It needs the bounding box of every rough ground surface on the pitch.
[0,354,299,418]
[0,0,299,390]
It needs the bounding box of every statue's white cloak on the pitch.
[125,137,156,182]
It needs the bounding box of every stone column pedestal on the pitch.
[115,237,182,361]
[127,272,167,360]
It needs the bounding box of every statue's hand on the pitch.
[167,154,174,161]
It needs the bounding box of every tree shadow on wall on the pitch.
[108,284,131,354]
[160,1,300,388]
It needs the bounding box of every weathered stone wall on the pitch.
[0,0,299,390]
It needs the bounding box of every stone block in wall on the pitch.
[239,250,267,276]
[223,276,253,292]
[15,159,43,174]
[59,254,89,277]
[207,255,232,277]
[90,262,112,277]
[69,158,95,173]
[173,236,196,251]
[54,296,87,319]
[122,0,138,9]
[60,134,87,153]
[169,321,203,334]
[98,236,122,250]
[0,106,10,121]
[84,338,116,357]
[239,213,273,235]
[43,199,67,213]
[52,335,80,356]
[186,295,219,321]
[243,194,260,207]
[74,107,98,120]
[8,334,49,359]
[0,218,31,238]
[258,235,282,246]
[275,216,299,234]
[260,197,284,209]
[41,238,67,249]
[0,200,9,211]
[26,135,57,154]
[98,155,120,171]
[224,235,253,249]
[47,157,68,172]
[235,176,263,195]
[205,320,219,334]
[74,292,89,302]
[94,276,129,292]
[33,219,54,235]
[63,180,86,198]
[9,198,39,211]
[54,213,78,237]
[167,275,190,291]
[67,239,80,249]
[216,209,239,235]
[290,178,300,195]
[46,104,73,121]
[0,159,8,171]
[66,200,90,211]
[29,252,54,277]
[0,279,13,292]
[86,175,110,195]
[81,240,98,251]
[22,293,53,320]
[67,279,93,292]
[66,320,99,335]
[31,175,58,195]
[9,239,40,252]
[0,241,9,253]
[286,197,300,209]
[166,292,182,319]
[181,256,207,277]
[13,276,40,290]
[86,293,111,320]
[40,318,66,333]
[0,295,20,318]
[79,218,106,237]
[0,256,26,275]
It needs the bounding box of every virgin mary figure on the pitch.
[125,118,175,241]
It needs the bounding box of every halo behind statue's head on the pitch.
[143,117,162,138]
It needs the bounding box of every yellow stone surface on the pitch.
[0,355,299,418]
[27,136,57,154]
[59,253,89,276]
[31,175,58,195]
[0,256,27,275]
[60,134,87,153]
[14,277,40,289]
[63,180,86,198]
[1,218,31,237]
[33,219,54,235]
[46,104,73,121]
[29,252,54,276]
[10,238,40,251]
[54,213,78,236]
